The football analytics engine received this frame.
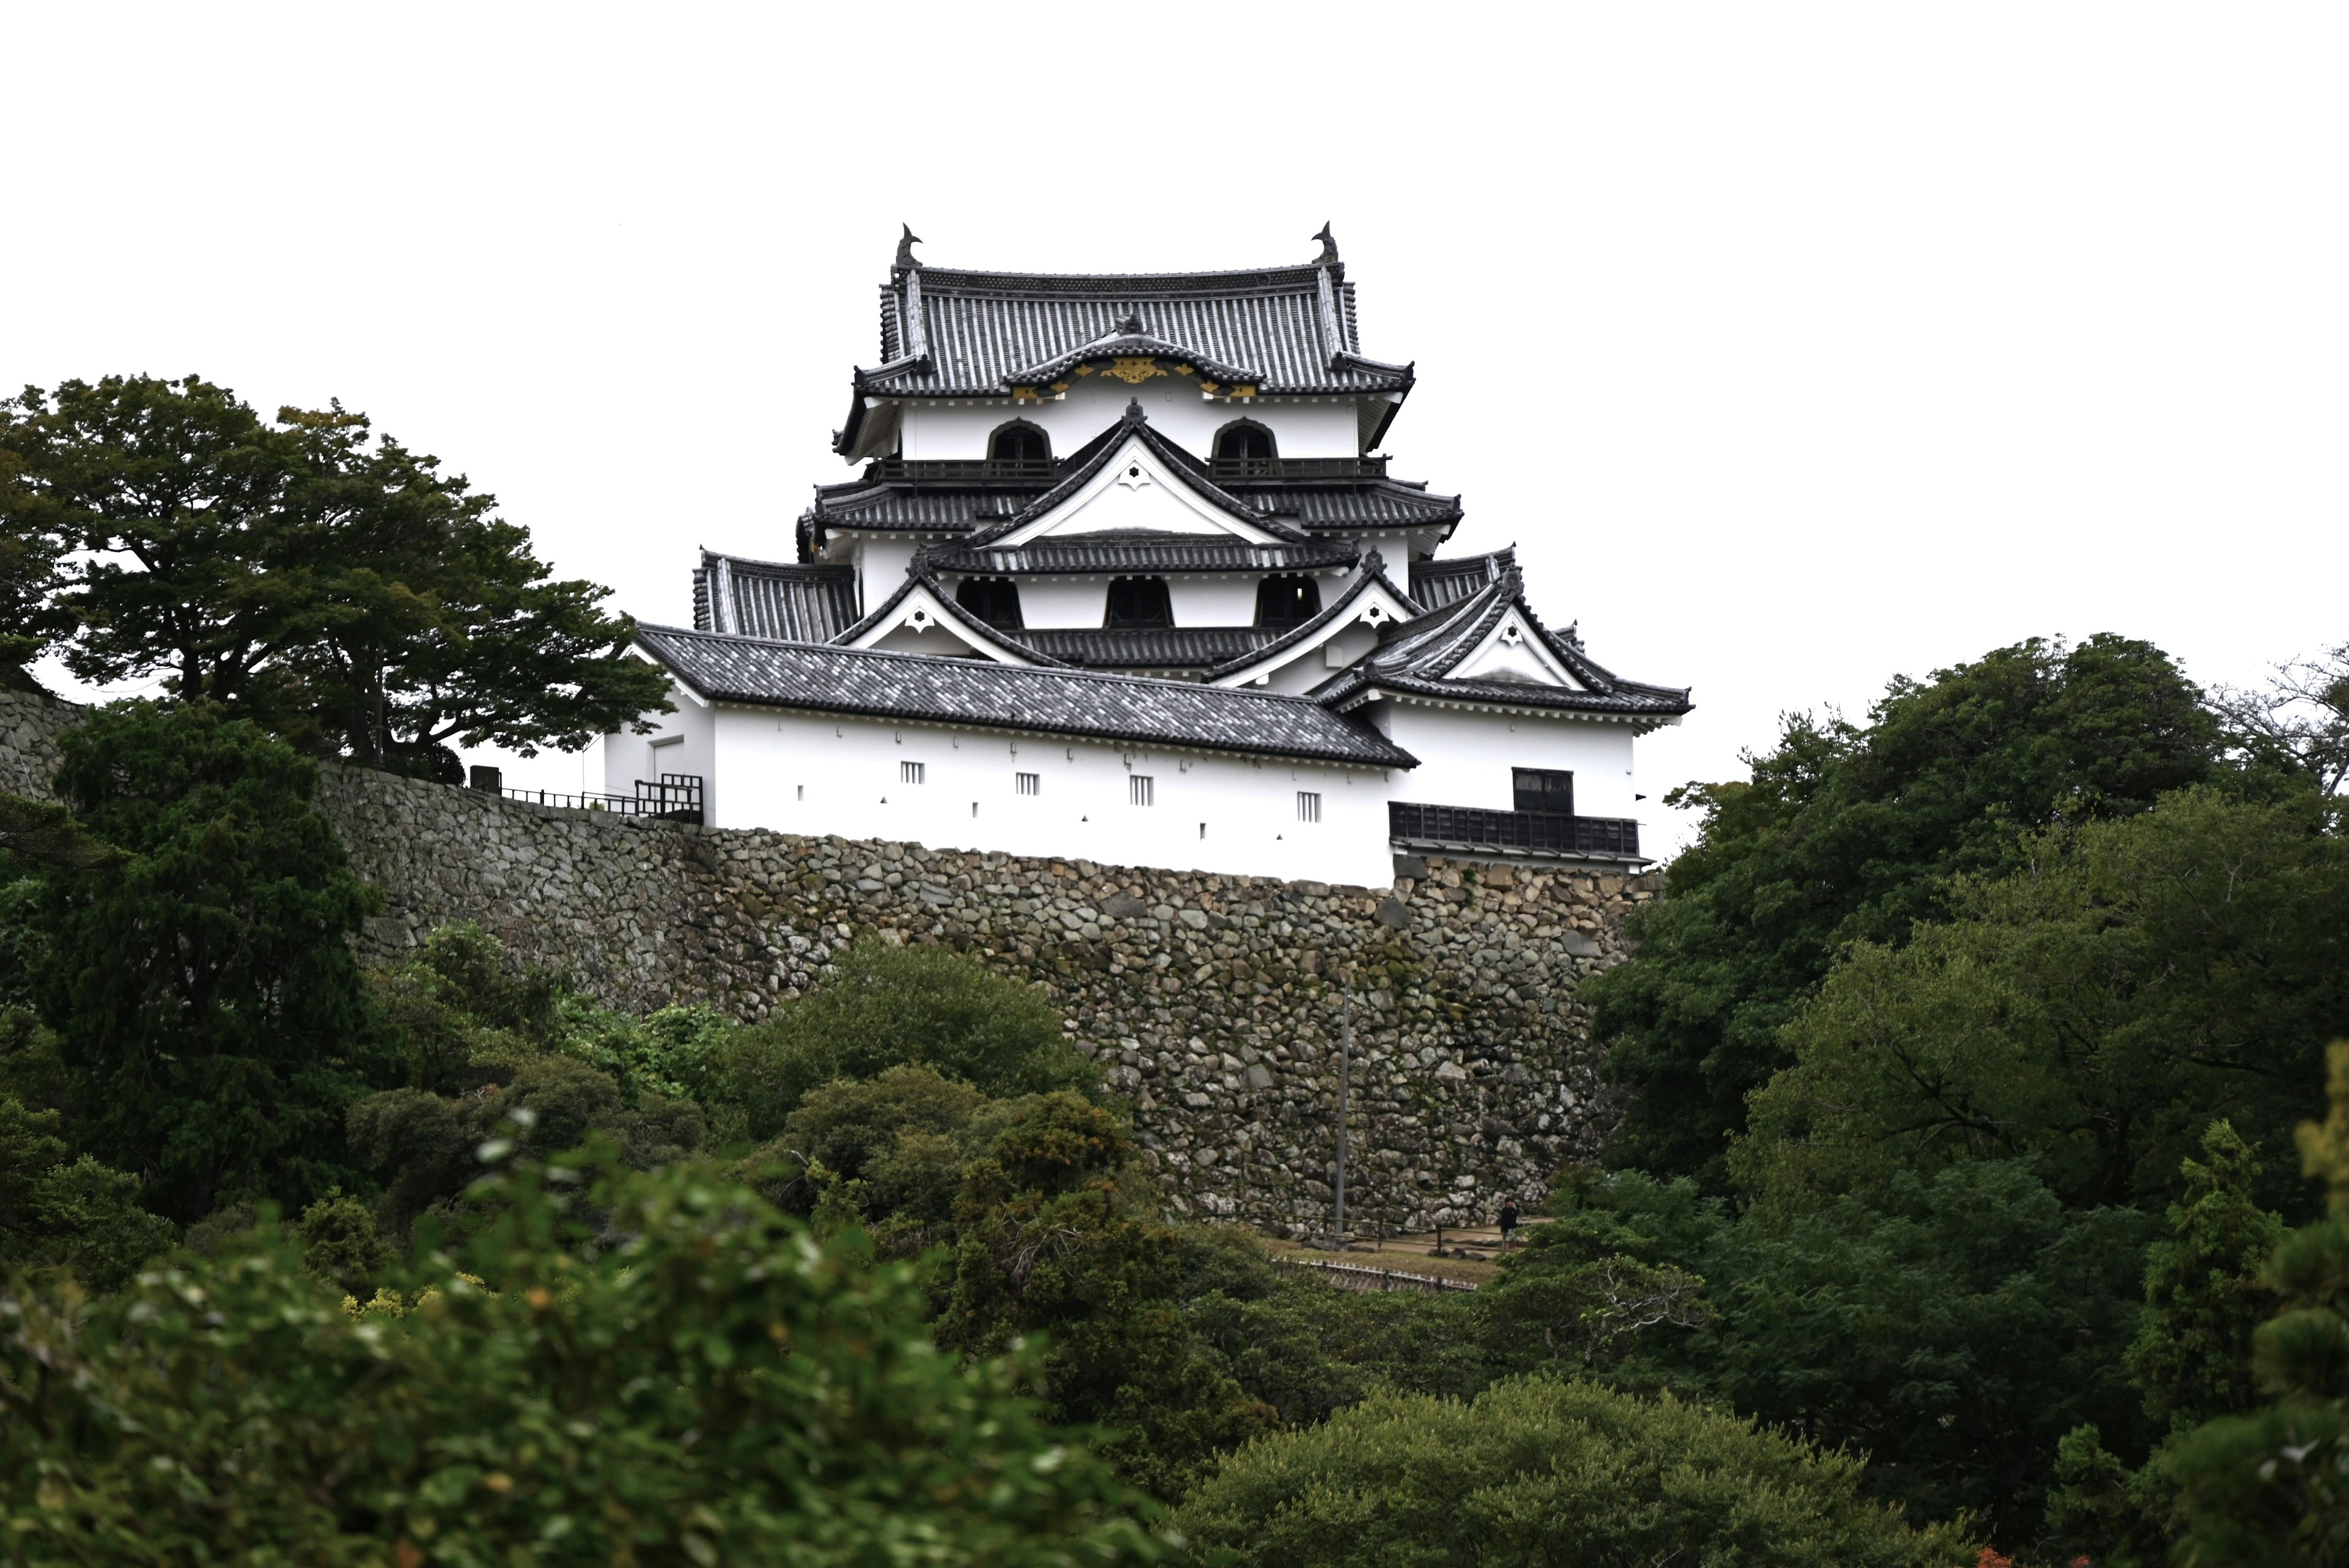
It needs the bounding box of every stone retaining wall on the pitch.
[1,689,1651,1234]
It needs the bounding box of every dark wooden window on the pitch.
[1254,574,1321,628]
[988,423,1051,469]
[954,576,1023,630]
[1104,576,1174,629]
[1512,768,1575,816]
[1214,422,1277,474]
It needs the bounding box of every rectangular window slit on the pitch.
[900,761,925,784]
[1297,791,1322,823]
[1130,775,1155,808]
[1015,771,1040,796]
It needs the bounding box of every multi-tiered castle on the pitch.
[614,229,1691,888]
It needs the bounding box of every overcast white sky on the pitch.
[13,5,2345,855]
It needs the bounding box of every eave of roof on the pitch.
[634,623,1418,768]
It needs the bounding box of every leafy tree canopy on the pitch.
[1172,1374,1974,1568]
[0,1151,1164,1566]
[0,374,668,775]
[1738,788,2349,1216]
[1589,634,2221,1189]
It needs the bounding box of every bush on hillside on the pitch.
[707,940,1094,1140]
[1173,1374,1974,1568]
[0,1149,1163,1566]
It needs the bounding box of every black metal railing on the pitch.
[483,773,704,825]
[861,455,1392,486]
[864,458,1056,485]
[1210,455,1388,481]
[1389,802,1639,860]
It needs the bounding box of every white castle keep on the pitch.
[612,228,1691,888]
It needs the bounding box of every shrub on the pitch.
[0,1150,1163,1565]
[707,941,1094,1139]
[1174,1374,1974,1568]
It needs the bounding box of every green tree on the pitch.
[0,375,667,773]
[710,940,1096,1141]
[28,701,392,1220]
[939,1092,1276,1500]
[2165,1043,2349,1564]
[1738,789,2349,1215]
[347,1055,705,1234]
[1664,1160,2151,1542]
[0,1151,1162,1565]
[0,409,72,691]
[1589,635,2219,1189]
[1173,1374,1974,1568]
[0,1098,174,1293]
[2049,1122,2284,1564]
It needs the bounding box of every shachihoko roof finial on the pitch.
[1312,222,1338,264]
[895,224,922,269]
[1124,397,1146,422]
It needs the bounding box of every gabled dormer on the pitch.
[1208,550,1422,696]
[979,403,1309,548]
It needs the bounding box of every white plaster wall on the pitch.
[707,707,1400,888]
[1013,578,1108,630]
[1166,577,1261,625]
[853,538,918,598]
[1379,704,1643,822]
[899,385,1364,462]
[604,680,721,819]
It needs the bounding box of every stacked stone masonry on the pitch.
[1,691,1652,1235]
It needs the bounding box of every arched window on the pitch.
[1104,576,1174,630]
[1255,574,1321,629]
[989,422,1051,474]
[1213,421,1278,477]
[955,576,1023,630]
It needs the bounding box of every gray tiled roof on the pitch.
[693,551,861,641]
[634,625,1416,767]
[1008,626,1281,669]
[858,261,1413,400]
[927,532,1359,577]
[1238,480,1463,534]
[1409,549,1515,611]
[1315,568,1693,722]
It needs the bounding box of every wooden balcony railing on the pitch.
[470,771,705,826]
[1388,802,1640,860]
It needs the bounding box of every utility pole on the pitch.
[1332,997,1353,1249]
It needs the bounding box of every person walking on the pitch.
[1499,1198,1520,1250]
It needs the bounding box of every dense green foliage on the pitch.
[0,374,667,773]
[1740,788,2349,1216]
[708,939,1097,1142]
[0,1152,1163,1565]
[2158,1044,2349,1564]
[25,703,392,1219]
[1589,634,2221,1188]
[938,1092,1278,1499]
[1174,1375,1973,1568]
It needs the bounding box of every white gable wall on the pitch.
[897,386,1364,463]
[701,706,1400,888]
[603,678,721,822]
[1378,703,1642,822]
